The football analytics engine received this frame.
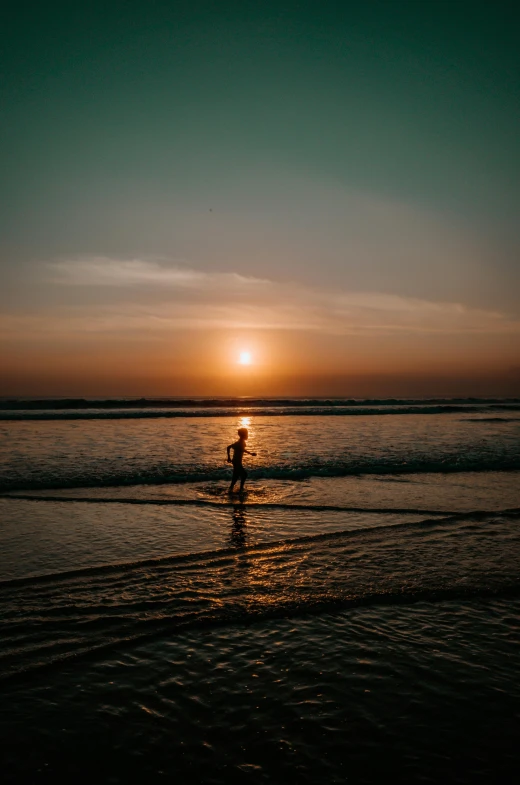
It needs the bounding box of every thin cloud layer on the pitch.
[8,256,516,338]
[48,258,269,289]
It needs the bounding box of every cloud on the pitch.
[48,257,269,288]
[0,256,503,348]
[35,256,520,337]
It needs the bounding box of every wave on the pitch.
[1,513,518,681]
[3,403,520,420]
[2,508,519,591]
[2,456,520,493]
[3,583,519,685]
[461,417,519,423]
[2,396,519,410]
[6,493,520,520]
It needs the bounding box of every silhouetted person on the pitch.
[227,427,256,493]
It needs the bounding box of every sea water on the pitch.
[1,399,519,783]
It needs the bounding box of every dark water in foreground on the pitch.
[4,599,519,784]
[1,402,519,783]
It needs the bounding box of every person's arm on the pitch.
[245,449,257,456]
[227,443,234,463]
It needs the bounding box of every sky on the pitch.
[1,0,519,397]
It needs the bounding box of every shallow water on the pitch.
[1,402,519,783]
[2,409,520,493]
[3,599,519,784]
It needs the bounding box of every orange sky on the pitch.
[2,292,519,397]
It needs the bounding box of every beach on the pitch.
[1,399,519,783]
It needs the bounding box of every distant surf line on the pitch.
[2,396,519,410]
[3,404,520,420]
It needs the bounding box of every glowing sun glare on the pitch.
[239,351,252,365]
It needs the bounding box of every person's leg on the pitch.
[239,468,248,492]
[229,468,238,493]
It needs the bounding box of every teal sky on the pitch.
[1,0,519,395]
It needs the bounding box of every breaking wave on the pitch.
[1,397,519,420]
[2,455,520,493]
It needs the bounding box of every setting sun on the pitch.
[239,351,252,365]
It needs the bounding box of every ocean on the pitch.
[1,398,519,783]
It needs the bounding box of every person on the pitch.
[227,427,256,493]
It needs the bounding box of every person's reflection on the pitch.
[230,503,248,548]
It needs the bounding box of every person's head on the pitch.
[237,427,248,440]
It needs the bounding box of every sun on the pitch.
[238,351,252,365]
